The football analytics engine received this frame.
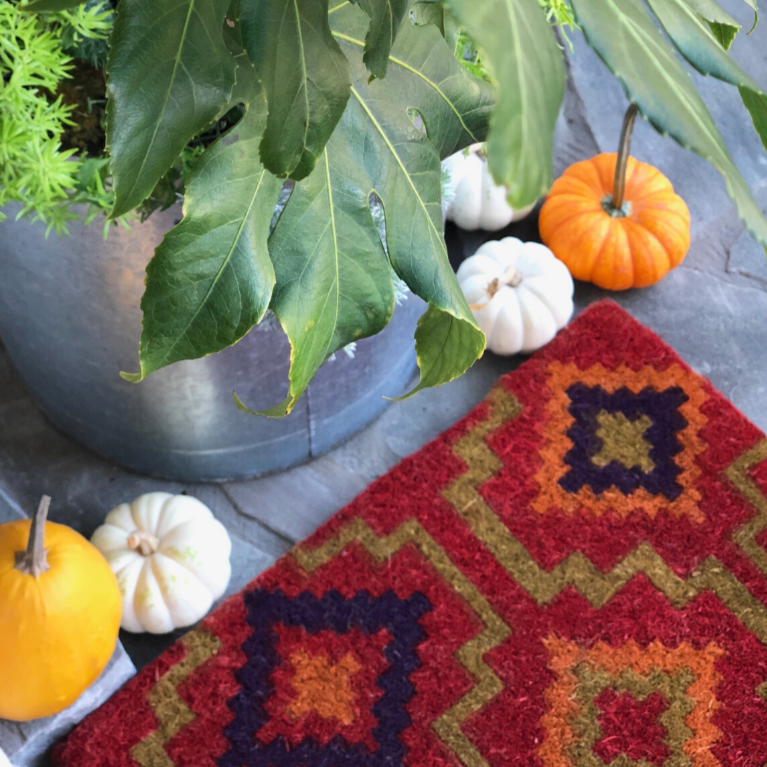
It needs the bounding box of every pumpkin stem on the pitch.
[468,264,521,311]
[494,263,522,292]
[14,495,52,578]
[127,530,160,557]
[610,103,639,212]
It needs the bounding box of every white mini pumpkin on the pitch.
[442,143,536,231]
[91,493,232,634]
[457,237,574,355]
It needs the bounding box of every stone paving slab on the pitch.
[729,224,767,287]
[224,350,513,543]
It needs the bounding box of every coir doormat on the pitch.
[54,301,767,767]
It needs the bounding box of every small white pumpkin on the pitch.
[91,493,232,634]
[442,143,536,231]
[457,237,574,355]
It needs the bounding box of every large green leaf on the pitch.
[240,0,351,181]
[355,0,408,79]
[330,3,494,157]
[235,140,396,417]
[645,0,767,160]
[332,4,491,393]
[741,86,767,152]
[680,0,740,49]
[708,21,738,49]
[440,0,565,209]
[122,63,282,382]
[571,0,767,253]
[107,0,236,218]
[410,1,460,53]
[236,3,493,414]
[645,0,758,89]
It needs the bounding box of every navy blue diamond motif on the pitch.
[219,588,432,767]
[559,383,689,500]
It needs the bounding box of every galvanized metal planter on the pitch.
[0,205,421,481]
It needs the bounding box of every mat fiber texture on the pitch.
[54,301,767,767]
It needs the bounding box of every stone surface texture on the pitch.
[1,6,767,764]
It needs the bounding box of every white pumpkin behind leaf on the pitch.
[457,237,574,355]
[91,493,232,634]
[443,144,535,231]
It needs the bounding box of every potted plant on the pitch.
[0,0,765,482]
[0,0,491,481]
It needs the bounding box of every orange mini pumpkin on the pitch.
[539,105,690,290]
[0,496,122,721]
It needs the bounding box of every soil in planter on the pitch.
[57,60,107,157]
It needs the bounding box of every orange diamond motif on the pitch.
[287,649,361,725]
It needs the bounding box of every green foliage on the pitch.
[122,62,282,383]
[68,157,134,237]
[356,0,408,79]
[741,86,767,153]
[240,0,351,181]
[14,0,767,414]
[239,1,493,414]
[444,0,565,209]
[642,0,767,157]
[410,0,460,51]
[539,0,577,46]
[22,0,92,10]
[0,0,113,234]
[570,0,767,253]
[455,31,488,80]
[670,0,740,49]
[708,20,738,49]
[126,0,493,413]
[106,0,237,218]
[61,2,112,67]
[454,0,577,80]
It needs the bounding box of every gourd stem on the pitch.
[14,495,52,577]
[468,264,521,311]
[611,103,638,211]
[127,530,160,557]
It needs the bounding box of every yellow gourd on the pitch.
[0,496,122,721]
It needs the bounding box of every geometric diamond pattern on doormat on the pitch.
[540,637,724,767]
[533,361,708,521]
[221,589,431,766]
[53,301,767,767]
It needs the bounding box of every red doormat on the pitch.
[54,300,767,767]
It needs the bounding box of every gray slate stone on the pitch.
[728,225,767,287]
[0,503,135,767]
[223,350,513,543]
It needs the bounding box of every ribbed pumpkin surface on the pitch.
[539,153,690,290]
